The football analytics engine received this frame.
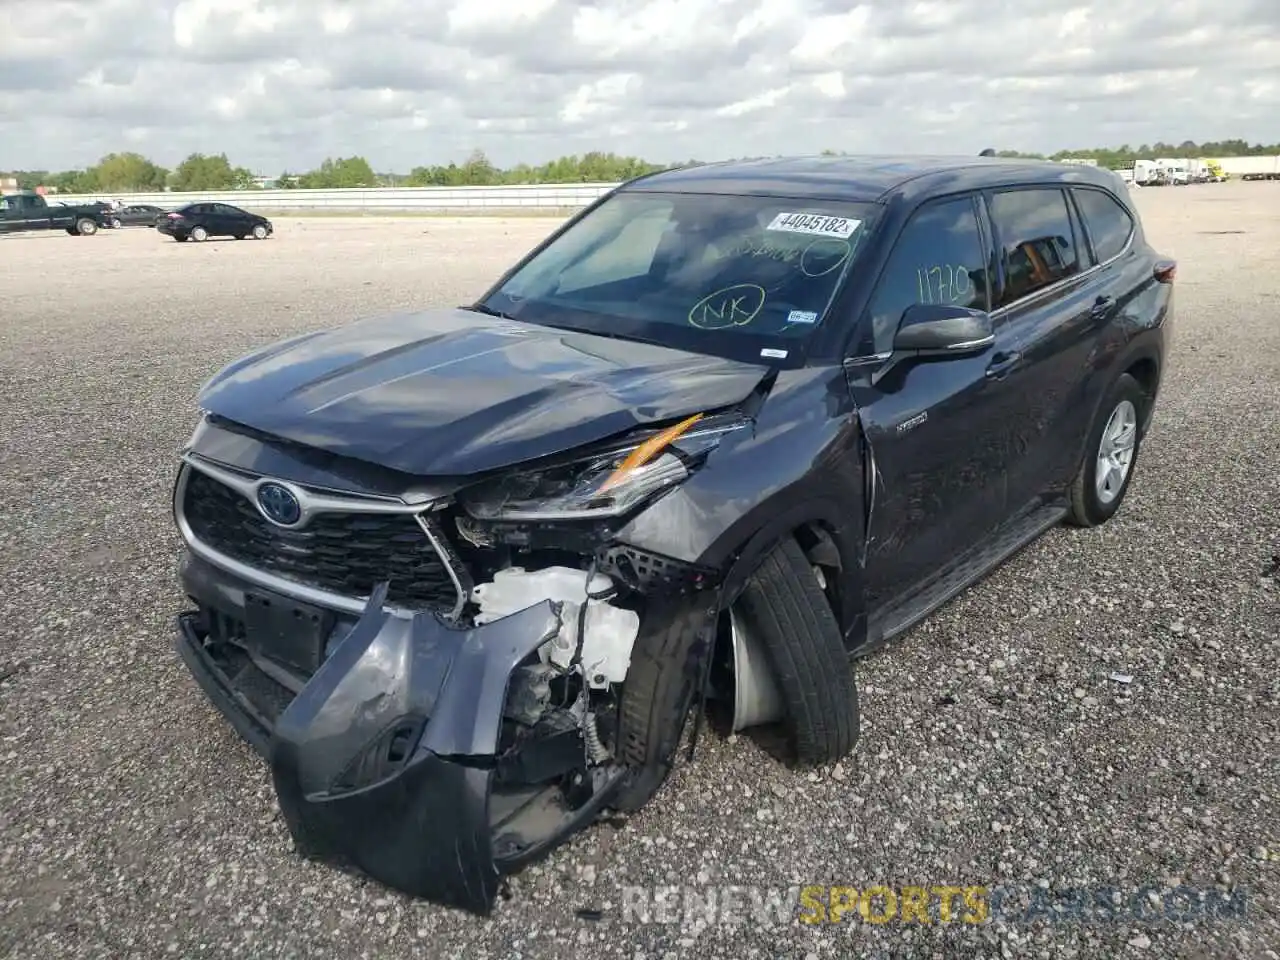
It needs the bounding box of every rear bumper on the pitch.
[174,550,565,914]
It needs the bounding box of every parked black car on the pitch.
[157,201,272,241]
[171,155,1173,914]
[107,203,167,228]
[0,191,111,235]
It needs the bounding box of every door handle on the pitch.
[985,350,1023,380]
[1090,295,1115,319]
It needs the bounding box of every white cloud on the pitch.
[716,87,790,118]
[319,7,353,35]
[172,0,284,48]
[812,72,845,99]
[1,0,1278,174]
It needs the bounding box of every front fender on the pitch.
[612,366,868,639]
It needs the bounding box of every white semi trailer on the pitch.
[1211,156,1280,180]
[1133,159,1160,185]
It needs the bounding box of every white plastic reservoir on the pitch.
[471,566,641,688]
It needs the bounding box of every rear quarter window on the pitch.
[1072,187,1135,263]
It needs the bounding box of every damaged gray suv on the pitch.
[172,155,1172,913]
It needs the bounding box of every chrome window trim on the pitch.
[174,459,467,621]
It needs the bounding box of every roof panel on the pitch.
[623,154,1123,202]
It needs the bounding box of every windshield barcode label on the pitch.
[766,212,860,239]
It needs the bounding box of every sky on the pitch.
[2,0,1278,174]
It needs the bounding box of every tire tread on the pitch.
[734,537,859,764]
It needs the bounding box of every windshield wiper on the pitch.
[463,302,515,320]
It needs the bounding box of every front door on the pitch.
[212,203,246,236]
[846,193,1025,614]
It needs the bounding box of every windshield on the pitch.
[479,190,878,364]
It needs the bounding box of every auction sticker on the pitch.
[766,212,860,239]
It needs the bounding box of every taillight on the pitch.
[167,212,184,219]
[1153,260,1177,284]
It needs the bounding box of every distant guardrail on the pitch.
[47,183,623,213]
[42,156,1280,212]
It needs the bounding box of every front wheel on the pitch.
[611,535,860,811]
[75,218,98,235]
[1066,372,1147,527]
[110,218,122,229]
[252,224,268,239]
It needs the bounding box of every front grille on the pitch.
[181,466,459,611]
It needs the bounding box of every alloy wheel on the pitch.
[1095,399,1137,505]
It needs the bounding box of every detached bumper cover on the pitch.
[174,560,562,915]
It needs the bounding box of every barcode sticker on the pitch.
[766,212,860,239]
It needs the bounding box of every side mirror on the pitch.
[893,304,995,356]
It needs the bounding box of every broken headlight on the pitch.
[463,412,749,522]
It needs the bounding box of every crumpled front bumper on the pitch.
[174,553,565,915]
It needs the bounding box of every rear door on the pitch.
[847,192,1026,612]
[1061,185,1140,449]
[183,203,212,232]
[198,203,227,235]
[982,185,1109,507]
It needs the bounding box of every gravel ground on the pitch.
[1,185,1277,960]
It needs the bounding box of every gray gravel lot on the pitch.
[1,185,1278,960]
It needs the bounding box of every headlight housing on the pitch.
[462,412,748,522]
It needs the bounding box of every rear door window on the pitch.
[987,188,1082,307]
[863,195,994,354]
[1071,187,1135,263]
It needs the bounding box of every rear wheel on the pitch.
[1067,372,1147,527]
[110,217,122,229]
[190,225,208,242]
[75,218,97,235]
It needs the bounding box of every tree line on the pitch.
[1,148,669,194]
[5,140,1280,194]
[985,139,1280,168]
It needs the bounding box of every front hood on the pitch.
[198,307,770,476]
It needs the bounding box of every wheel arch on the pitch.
[1124,354,1161,426]
[1072,337,1162,468]
[698,494,866,649]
